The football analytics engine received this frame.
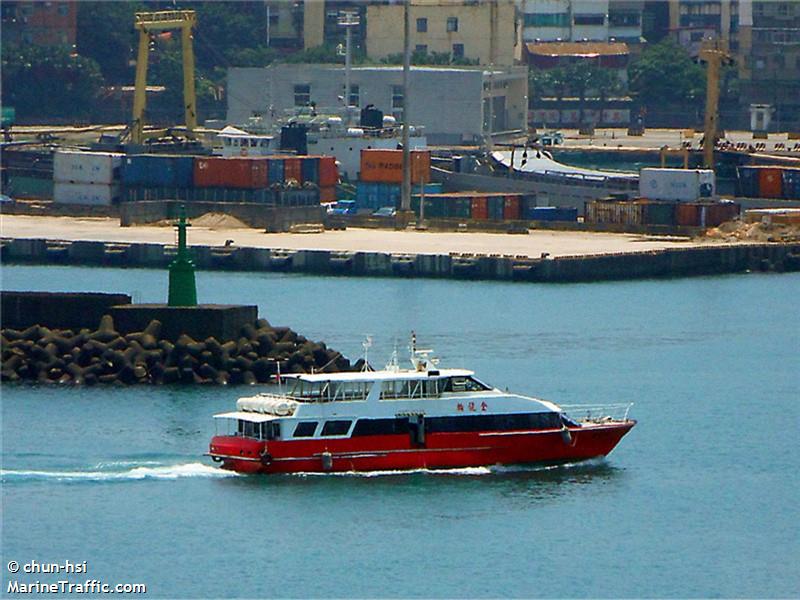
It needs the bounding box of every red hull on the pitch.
[209,421,636,474]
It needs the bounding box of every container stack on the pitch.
[360,149,431,185]
[355,182,442,212]
[736,165,800,200]
[411,192,534,221]
[53,150,122,205]
[585,198,740,228]
[120,154,338,206]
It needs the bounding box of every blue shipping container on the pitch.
[122,155,194,188]
[782,169,800,200]
[528,206,578,222]
[267,158,285,184]
[301,157,320,184]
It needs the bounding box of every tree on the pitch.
[1,44,104,121]
[629,39,705,110]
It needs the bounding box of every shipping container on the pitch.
[122,154,194,188]
[585,200,644,225]
[6,174,54,199]
[54,150,122,185]
[736,166,760,197]
[503,195,521,220]
[301,156,320,184]
[277,187,319,206]
[318,156,338,187]
[54,182,120,206]
[675,203,702,226]
[642,201,676,226]
[266,157,285,184]
[528,206,578,222]
[471,197,488,220]
[639,168,715,202]
[703,201,740,227]
[320,186,337,203]
[193,157,268,189]
[283,157,302,183]
[488,195,504,220]
[782,168,800,200]
[758,167,783,198]
[360,149,431,184]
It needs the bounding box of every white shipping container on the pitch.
[639,168,715,202]
[53,182,120,206]
[53,150,123,185]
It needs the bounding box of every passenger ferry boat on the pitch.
[207,340,635,474]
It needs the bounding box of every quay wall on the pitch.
[3,237,799,283]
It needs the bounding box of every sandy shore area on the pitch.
[0,214,733,259]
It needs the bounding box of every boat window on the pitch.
[238,420,260,439]
[352,418,410,436]
[426,412,562,433]
[441,377,491,393]
[321,420,352,436]
[380,379,440,400]
[293,421,318,437]
[290,379,372,402]
[223,138,231,146]
[261,421,280,440]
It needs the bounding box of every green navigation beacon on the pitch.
[168,206,198,307]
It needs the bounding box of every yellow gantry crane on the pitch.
[699,39,733,170]
[131,10,197,145]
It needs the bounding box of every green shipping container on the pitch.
[643,202,676,226]
[7,175,53,199]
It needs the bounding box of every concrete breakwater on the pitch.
[1,315,354,386]
[3,237,799,282]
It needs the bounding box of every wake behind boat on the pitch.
[207,338,635,474]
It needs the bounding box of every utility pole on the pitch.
[338,10,360,125]
[400,0,411,215]
[699,39,732,170]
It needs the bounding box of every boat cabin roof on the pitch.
[214,411,279,423]
[284,368,475,384]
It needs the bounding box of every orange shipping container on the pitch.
[318,156,339,187]
[675,203,701,226]
[758,168,783,199]
[284,157,302,183]
[471,197,488,220]
[503,195,521,220]
[360,149,431,184]
[319,186,337,203]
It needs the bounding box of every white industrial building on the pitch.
[226,64,529,145]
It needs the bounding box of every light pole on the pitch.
[400,0,411,216]
[338,10,360,126]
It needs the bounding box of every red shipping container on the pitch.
[675,203,701,226]
[704,202,741,227]
[284,157,302,183]
[193,157,268,189]
[471,197,488,220]
[319,186,337,203]
[319,156,339,187]
[758,168,783,199]
[503,195,521,220]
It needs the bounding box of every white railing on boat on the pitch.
[560,403,634,424]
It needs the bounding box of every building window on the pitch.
[452,43,464,58]
[777,3,788,16]
[58,3,70,17]
[609,12,640,27]
[690,31,705,42]
[416,17,427,33]
[574,14,606,26]
[293,84,310,107]
[447,17,458,32]
[392,85,404,110]
[524,13,570,27]
[415,44,427,54]
[20,4,34,17]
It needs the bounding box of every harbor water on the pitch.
[2,265,798,598]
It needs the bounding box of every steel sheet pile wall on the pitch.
[736,166,800,200]
[53,150,122,206]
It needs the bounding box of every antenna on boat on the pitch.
[409,331,438,372]
[386,338,400,372]
[361,335,374,371]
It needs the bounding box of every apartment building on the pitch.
[1,1,77,48]
[520,0,644,44]
[668,0,742,56]
[366,0,518,66]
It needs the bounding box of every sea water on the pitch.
[2,266,798,598]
